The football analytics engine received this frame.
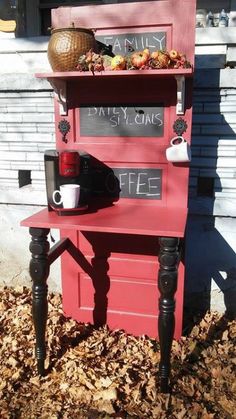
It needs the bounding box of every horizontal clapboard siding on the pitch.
[190,23,236,216]
[0,92,54,192]
[190,83,236,213]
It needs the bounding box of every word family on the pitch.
[96,32,166,55]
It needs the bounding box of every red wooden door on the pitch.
[61,229,185,339]
[51,0,196,338]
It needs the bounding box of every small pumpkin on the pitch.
[156,51,170,68]
[151,51,159,60]
[131,48,150,69]
[169,49,180,60]
[111,55,126,70]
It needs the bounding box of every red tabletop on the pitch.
[21,204,187,237]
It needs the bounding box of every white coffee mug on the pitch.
[52,184,80,208]
[166,136,191,163]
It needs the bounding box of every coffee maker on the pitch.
[44,149,91,212]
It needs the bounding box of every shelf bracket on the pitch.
[47,79,67,116]
[175,76,185,115]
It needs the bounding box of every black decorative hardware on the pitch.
[58,119,70,143]
[173,118,188,136]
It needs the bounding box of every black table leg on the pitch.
[29,227,50,375]
[158,237,179,393]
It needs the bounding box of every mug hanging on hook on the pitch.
[166,136,191,163]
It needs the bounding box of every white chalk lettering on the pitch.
[88,107,97,116]
[128,172,136,194]
[113,38,122,51]
[140,36,145,49]
[125,115,134,125]
[153,35,166,50]
[147,177,160,196]
[85,106,163,131]
[103,36,113,46]
[153,113,163,126]
[119,173,128,190]
[136,173,148,194]
[98,32,166,55]
[98,107,105,117]
[125,38,136,52]
[135,113,144,124]
[112,169,161,198]
[120,107,127,119]
[113,107,120,115]
[110,115,119,127]
[145,114,152,125]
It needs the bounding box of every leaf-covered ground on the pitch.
[0,286,235,418]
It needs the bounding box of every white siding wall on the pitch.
[190,29,236,218]
[0,37,52,205]
[0,92,54,187]
[186,27,236,316]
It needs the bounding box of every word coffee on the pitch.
[110,168,162,200]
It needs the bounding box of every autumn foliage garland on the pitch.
[77,48,192,73]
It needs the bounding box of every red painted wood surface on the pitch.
[22,0,196,338]
[21,204,187,339]
[59,229,185,339]
[51,0,196,65]
[51,74,193,209]
[21,205,187,237]
[36,69,193,79]
[21,204,186,339]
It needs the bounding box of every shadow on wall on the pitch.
[184,217,236,330]
[184,55,236,331]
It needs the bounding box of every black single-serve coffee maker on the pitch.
[44,149,91,212]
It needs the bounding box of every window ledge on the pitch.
[0,185,47,206]
[195,27,236,46]
[0,36,49,53]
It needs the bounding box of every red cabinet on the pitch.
[21,0,196,391]
[60,229,185,338]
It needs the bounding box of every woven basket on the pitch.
[47,27,96,71]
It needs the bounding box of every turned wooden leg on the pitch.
[29,227,50,375]
[158,237,179,393]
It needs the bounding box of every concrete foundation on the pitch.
[0,204,61,292]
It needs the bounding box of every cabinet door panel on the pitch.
[61,230,185,339]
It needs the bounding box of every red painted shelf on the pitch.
[21,204,187,238]
[35,68,193,80]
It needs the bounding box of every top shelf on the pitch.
[35,68,193,80]
[35,68,193,116]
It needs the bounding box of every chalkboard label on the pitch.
[96,31,166,55]
[80,104,164,137]
[93,166,162,200]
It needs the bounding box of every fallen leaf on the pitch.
[0,287,235,418]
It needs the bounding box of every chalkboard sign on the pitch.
[96,31,166,55]
[80,104,164,137]
[92,166,162,200]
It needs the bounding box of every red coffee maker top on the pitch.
[59,150,80,177]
